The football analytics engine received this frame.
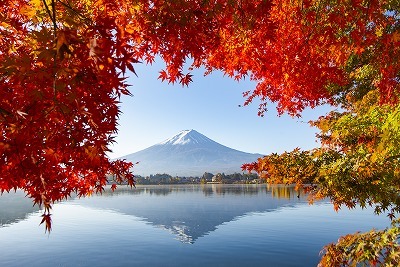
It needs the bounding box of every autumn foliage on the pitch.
[241,0,399,264]
[1,0,399,265]
[0,0,279,231]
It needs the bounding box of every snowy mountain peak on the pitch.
[159,129,214,146]
[120,129,263,176]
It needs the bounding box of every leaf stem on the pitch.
[42,0,58,95]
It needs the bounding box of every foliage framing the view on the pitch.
[1,0,399,265]
[241,1,400,265]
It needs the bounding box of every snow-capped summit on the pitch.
[120,130,263,176]
[159,129,216,146]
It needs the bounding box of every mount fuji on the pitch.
[119,129,263,176]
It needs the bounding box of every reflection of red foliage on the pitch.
[40,213,52,233]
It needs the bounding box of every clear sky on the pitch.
[109,60,333,158]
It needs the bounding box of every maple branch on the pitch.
[51,0,58,95]
[42,0,56,30]
[42,0,59,94]
[58,0,93,25]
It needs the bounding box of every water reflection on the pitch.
[95,184,309,244]
[0,190,39,227]
[0,184,391,267]
[205,183,268,196]
[100,184,270,197]
[1,184,309,244]
[99,183,304,197]
[267,184,306,199]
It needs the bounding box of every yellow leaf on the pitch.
[284,73,289,81]
[20,5,36,18]
[131,4,141,11]
[0,22,10,28]
[31,0,42,7]
[375,27,383,37]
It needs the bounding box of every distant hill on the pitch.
[118,129,263,176]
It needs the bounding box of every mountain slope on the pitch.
[119,130,263,176]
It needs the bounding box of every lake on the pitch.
[0,184,392,267]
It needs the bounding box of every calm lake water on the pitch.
[0,184,392,267]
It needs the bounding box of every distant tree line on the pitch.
[133,172,261,185]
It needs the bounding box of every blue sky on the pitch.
[109,60,333,158]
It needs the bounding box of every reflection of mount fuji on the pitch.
[74,185,308,244]
[0,190,40,227]
[0,185,310,243]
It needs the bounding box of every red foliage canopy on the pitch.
[0,0,399,231]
